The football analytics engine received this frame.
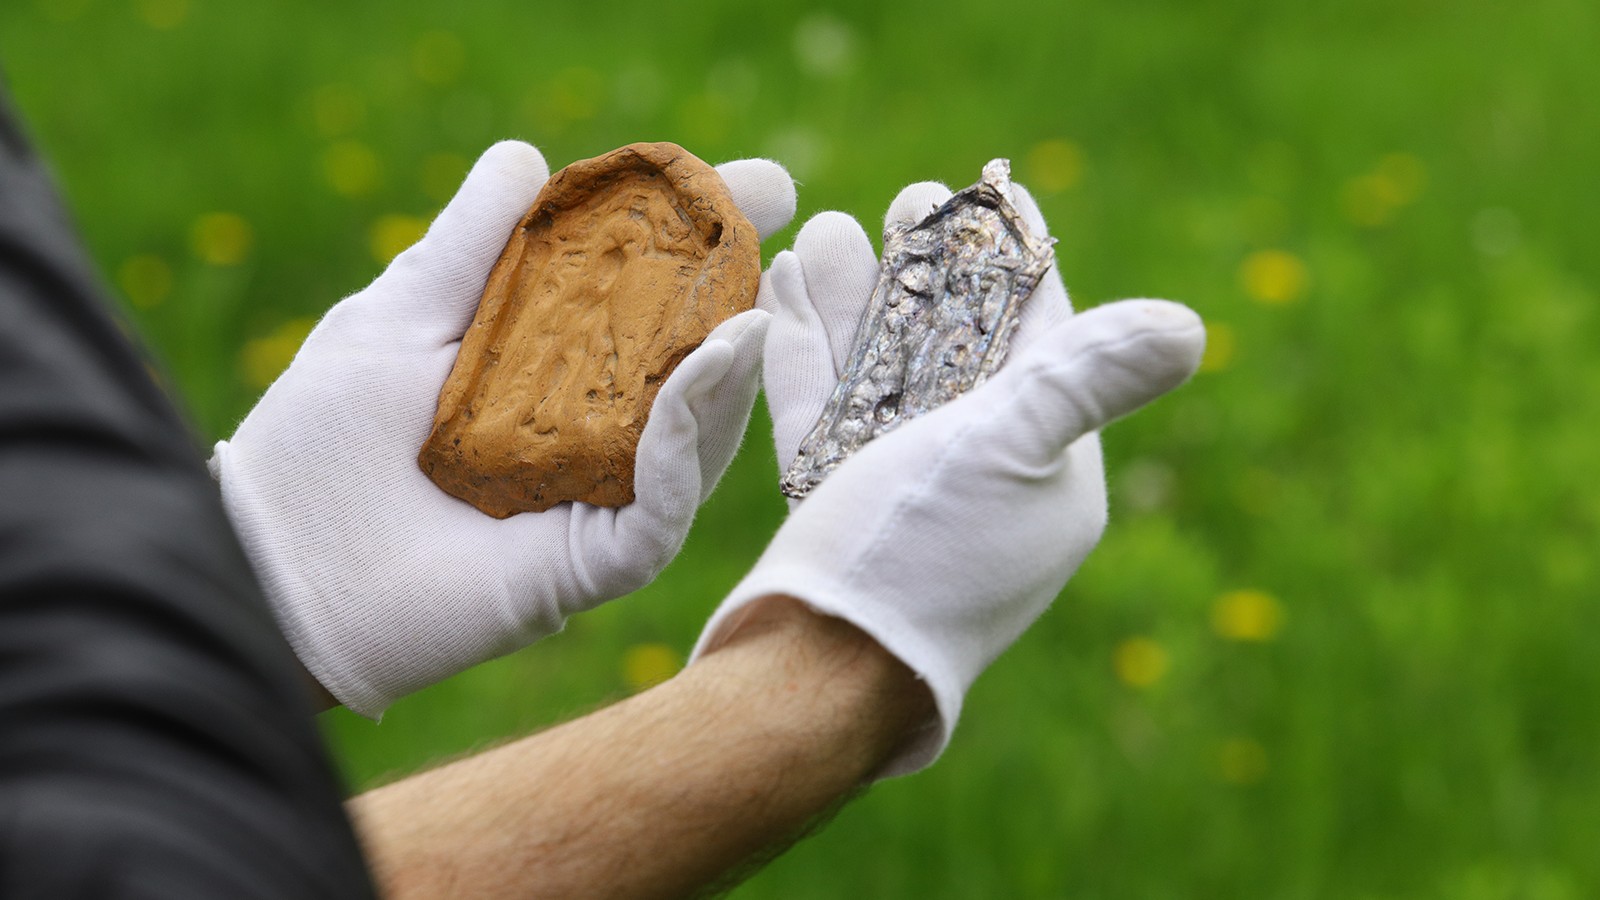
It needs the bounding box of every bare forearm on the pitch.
[348,596,933,899]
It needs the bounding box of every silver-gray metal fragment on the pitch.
[780,158,1057,500]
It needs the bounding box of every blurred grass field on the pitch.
[5,0,1600,895]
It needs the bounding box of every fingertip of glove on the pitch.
[885,182,954,230]
[755,267,781,316]
[1007,182,1051,240]
[673,337,739,398]
[716,158,797,240]
[1039,299,1208,397]
[707,307,772,349]
[1111,299,1208,386]
[766,251,809,314]
[206,440,227,482]
[795,211,875,266]
[476,140,550,190]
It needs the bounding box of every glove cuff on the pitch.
[211,443,394,719]
[691,563,964,779]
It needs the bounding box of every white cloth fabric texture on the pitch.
[692,181,1206,777]
[211,141,797,717]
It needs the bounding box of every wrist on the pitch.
[703,595,935,779]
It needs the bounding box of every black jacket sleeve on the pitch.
[0,86,376,898]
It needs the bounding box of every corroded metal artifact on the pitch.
[421,142,761,517]
[780,159,1055,500]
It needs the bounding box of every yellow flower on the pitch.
[1199,322,1235,373]
[117,254,173,310]
[1025,139,1084,194]
[1376,152,1427,203]
[310,84,366,139]
[36,0,91,22]
[1342,153,1427,227]
[1217,737,1269,785]
[1342,174,1394,227]
[1211,589,1284,642]
[240,318,316,390]
[421,153,470,205]
[369,214,429,266]
[191,213,253,266]
[1113,637,1169,688]
[1238,249,1308,306]
[622,643,680,692]
[323,140,382,197]
[413,31,466,85]
[135,0,189,29]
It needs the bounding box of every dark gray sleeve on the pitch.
[0,86,376,899]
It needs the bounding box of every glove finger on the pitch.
[884,181,953,230]
[982,299,1205,468]
[379,140,550,336]
[715,158,798,241]
[754,265,781,316]
[602,308,766,525]
[627,332,737,528]
[682,309,768,499]
[510,330,742,610]
[763,251,846,470]
[602,334,745,598]
[1007,182,1074,356]
[792,211,878,373]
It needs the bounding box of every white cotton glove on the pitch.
[692,181,1205,776]
[211,141,796,717]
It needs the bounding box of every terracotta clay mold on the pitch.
[419,142,760,517]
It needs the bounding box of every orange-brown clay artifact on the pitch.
[419,142,760,517]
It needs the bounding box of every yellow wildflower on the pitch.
[1113,637,1169,688]
[1342,152,1427,227]
[1239,249,1308,305]
[311,84,366,138]
[1025,139,1084,194]
[421,153,470,205]
[622,643,679,692]
[191,213,253,266]
[135,0,189,29]
[323,141,381,197]
[117,255,173,310]
[1199,322,1235,373]
[369,214,428,266]
[241,318,316,390]
[1211,589,1284,642]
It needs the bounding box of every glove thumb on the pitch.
[985,299,1205,467]
[558,309,767,605]
[377,141,550,339]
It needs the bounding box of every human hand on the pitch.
[211,141,796,716]
[693,180,1204,775]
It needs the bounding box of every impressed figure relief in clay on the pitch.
[420,142,760,517]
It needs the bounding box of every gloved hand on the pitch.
[692,181,1205,776]
[211,141,796,717]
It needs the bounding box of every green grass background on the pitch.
[4,0,1599,895]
